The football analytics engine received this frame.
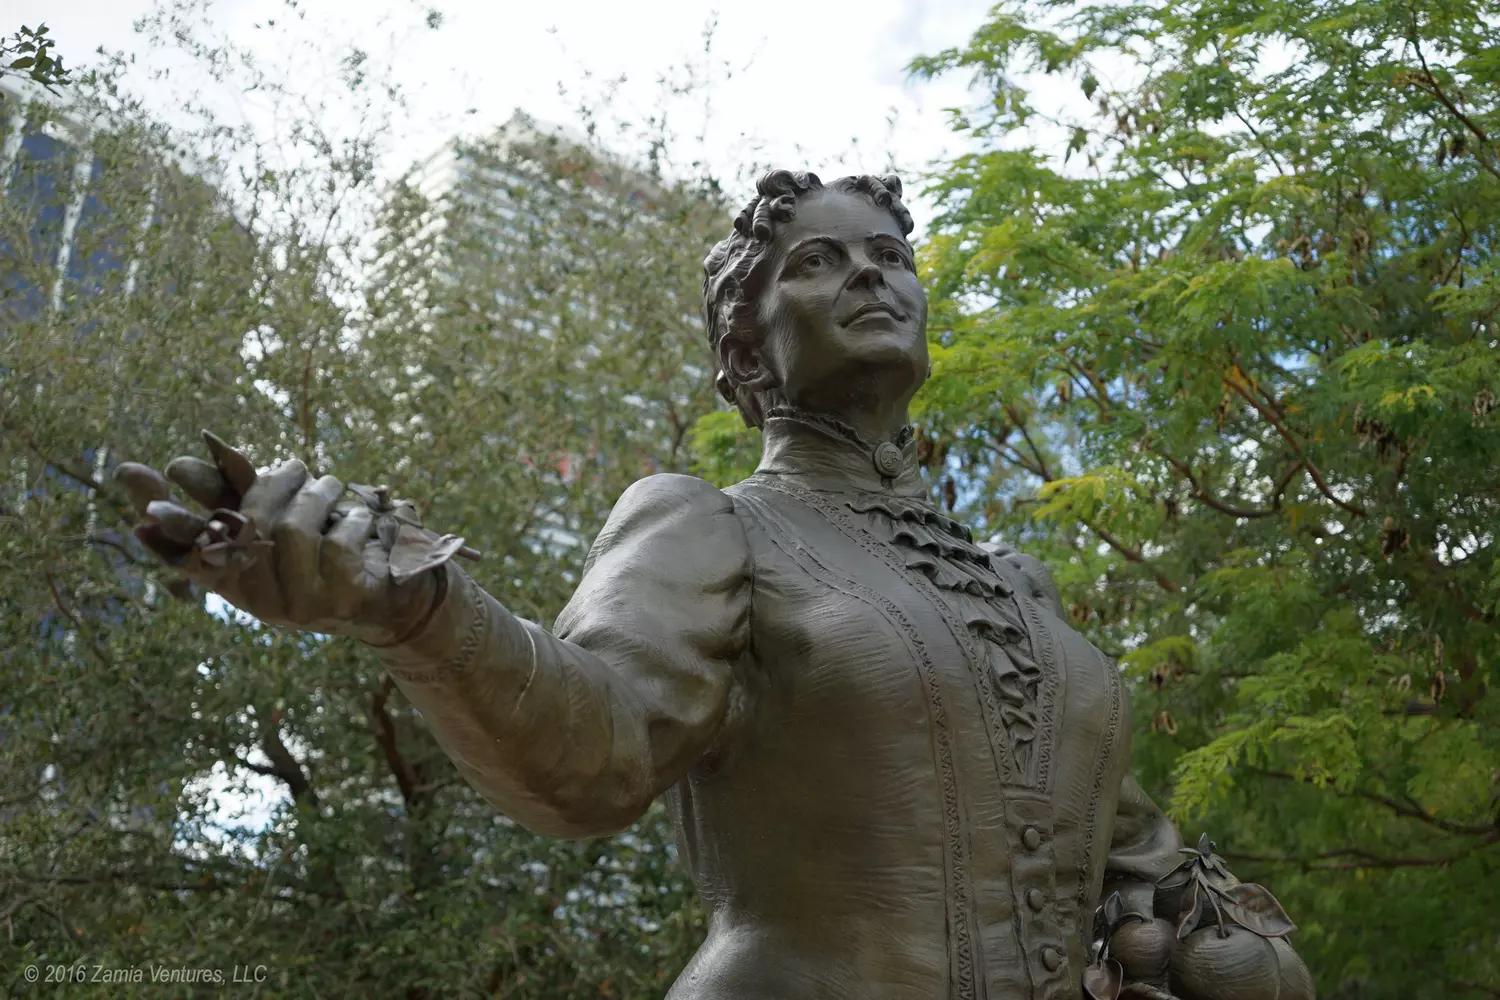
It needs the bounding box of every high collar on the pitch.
[753,405,929,497]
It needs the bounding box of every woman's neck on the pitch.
[761,368,917,443]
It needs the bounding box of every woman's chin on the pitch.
[828,351,927,401]
[833,319,920,351]
[844,336,926,368]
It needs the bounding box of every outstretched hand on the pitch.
[115,431,461,647]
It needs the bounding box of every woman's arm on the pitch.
[370,473,753,839]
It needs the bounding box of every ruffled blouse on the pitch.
[847,492,1048,779]
[758,405,1052,782]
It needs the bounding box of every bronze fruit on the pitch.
[1112,917,1175,981]
[1170,926,1280,1000]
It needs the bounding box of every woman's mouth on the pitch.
[844,302,903,325]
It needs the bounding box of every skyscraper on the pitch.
[1,78,251,584]
[371,111,687,556]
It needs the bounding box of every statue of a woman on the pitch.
[121,170,1313,999]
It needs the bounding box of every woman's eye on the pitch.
[801,253,825,270]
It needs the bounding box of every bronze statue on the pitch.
[117,170,1313,999]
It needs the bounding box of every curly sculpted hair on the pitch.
[701,169,914,427]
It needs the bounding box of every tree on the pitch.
[2,25,72,93]
[1,5,730,993]
[906,2,1500,996]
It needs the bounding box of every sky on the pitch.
[15,0,1012,235]
[13,0,1020,837]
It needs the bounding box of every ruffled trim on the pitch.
[849,492,1045,777]
[947,587,1041,762]
[848,494,972,540]
[847,495,1014,598]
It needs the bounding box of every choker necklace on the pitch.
[764,405,915,450]
[764,405,916,480]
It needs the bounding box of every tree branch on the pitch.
[1004,405,1055,482]
[1224,376,1368,518]
[41,569,142,691]
[257,723,319,808]
[1249,767,1497,836]
[1084,519,1182,593]
[81,534,150,565]
[997,441,1048,480]
[1067,358,1115,413]
[299,346,317,472]
[0,415,106,492]
[1223,839,1496,871]
[3,870,225,892]
[992,415,1183,593]
[368,674,421,812]
[1406,25,1500,181]
[1158,452,1276,519]
[1272,461,1304,507]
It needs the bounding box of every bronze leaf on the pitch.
[1217,882,1297,939]
[1082,959,1124,1000]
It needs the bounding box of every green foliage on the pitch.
[2,24,71,93]
[686,409,761,488]
[0,12,729,995]
[914,2,1500,995]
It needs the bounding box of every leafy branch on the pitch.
[1249,768,1499,838]
[3,870,226,892]
[2,24,71,92]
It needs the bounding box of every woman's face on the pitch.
[753,188,928,416]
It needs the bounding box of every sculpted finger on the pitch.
[321,506,374,617]
[114,463,171,516]
[145,500,208,546]
[134,522,193,566]
[202,430,257,497]
[133,521,233,595]
[239,459,308,535]
[273,475,344,616]
[166,456,238,511]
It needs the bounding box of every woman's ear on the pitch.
[719,339,778,394]
[718,338,779,428]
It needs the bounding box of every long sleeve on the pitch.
[370,473,753,839]
[1105,773,1186,904]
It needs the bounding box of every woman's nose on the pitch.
[847,260,885,290]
